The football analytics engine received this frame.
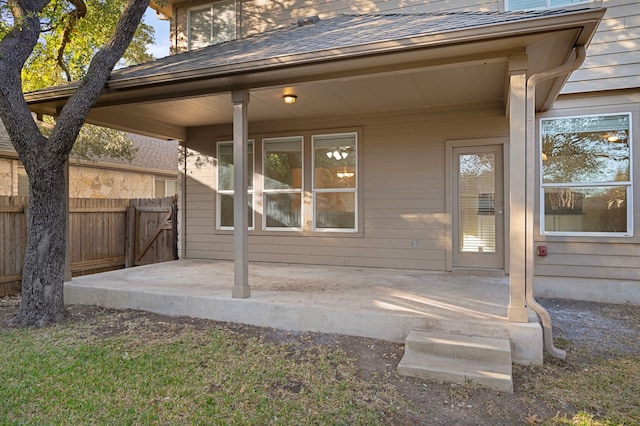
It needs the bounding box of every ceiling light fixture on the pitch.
[283,94,297,104]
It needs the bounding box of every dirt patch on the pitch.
[1,295,638,425]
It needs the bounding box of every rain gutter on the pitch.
[525,45,586,360]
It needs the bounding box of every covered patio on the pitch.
[27,9,606,390]
[64,260,542,365]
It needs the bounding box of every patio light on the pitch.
[283,94,297,104]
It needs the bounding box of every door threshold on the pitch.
[451,268,506,278]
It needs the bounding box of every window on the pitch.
[17,167,29,196]
[313,133,357,231]
[155,178,178,197]
[263,137,303,230]
[540,113,632,235]
[506,0,590,10]
[216,131,359,233]
[217,141,254,229]
[188,0,236,51]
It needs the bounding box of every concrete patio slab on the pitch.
[65,259,543,364]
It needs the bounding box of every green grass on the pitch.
[0,314,405,425]
[515,333,640,425]
[2,302,639,426]
[524,352,640,426]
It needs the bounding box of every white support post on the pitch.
[507,55,529,323]
[232,90,251,298]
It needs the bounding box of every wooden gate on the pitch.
[125,197,178,267]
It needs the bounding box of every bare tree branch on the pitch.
[55,0,87,82]
[49,0,150,161]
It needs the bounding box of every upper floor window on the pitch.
[540,113,632,236]
[188,0,236,51]
[506,0,590,10]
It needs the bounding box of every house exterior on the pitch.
[0,127,179,199]
[154,0,640,306]
[24,0,639,335]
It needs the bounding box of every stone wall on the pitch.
[0,159,171,198]
[69,166,155,198]
[0,158,14,196]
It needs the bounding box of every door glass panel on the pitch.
[458,153,496,253]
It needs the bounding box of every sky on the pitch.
[144,9,171,59]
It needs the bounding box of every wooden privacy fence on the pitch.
[0,197,27,297]
[0,196,177,296]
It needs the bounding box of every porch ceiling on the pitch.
[87,59,509,136]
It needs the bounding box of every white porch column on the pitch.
[232,90,251,298]
[507,55,529,322]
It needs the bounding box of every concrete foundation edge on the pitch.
[536,276,640,306]
[64,282,543,365]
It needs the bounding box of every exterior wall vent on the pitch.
[298,16,320,27]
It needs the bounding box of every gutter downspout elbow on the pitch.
[525,45,586,361]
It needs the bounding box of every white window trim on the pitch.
[539,112,633,237]
[311,132,359,233]
[187,4,211,52]
[262,136,304,232]
[216,140,254,231]
[187,1,236,51]
[505,0,591,11]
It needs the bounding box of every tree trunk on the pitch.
[10,161,67,326]
[1,0,150,326]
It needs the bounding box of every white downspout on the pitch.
[525,45,586,360]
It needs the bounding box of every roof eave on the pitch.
[107,8,608,90]
[24,8,605,109]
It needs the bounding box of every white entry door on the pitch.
[452,145,504,269]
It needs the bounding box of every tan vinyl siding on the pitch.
[182,107,507,271]
[563,0,640,94]
[535,93,640,283]
[535,243,640,280]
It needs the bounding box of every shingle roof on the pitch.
[113,10,594,81]
[0,123,177,172]
[0,122,12,152]
[96,133,178,172]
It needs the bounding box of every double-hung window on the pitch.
[540,113,632,235]
[188,0,236,51]
[312,133,357,231]
[263,137,303,230]
[217,141,254,229]
[506,0,590,10]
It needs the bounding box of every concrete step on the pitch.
[398,330,513,392]
[404,330,512,364]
